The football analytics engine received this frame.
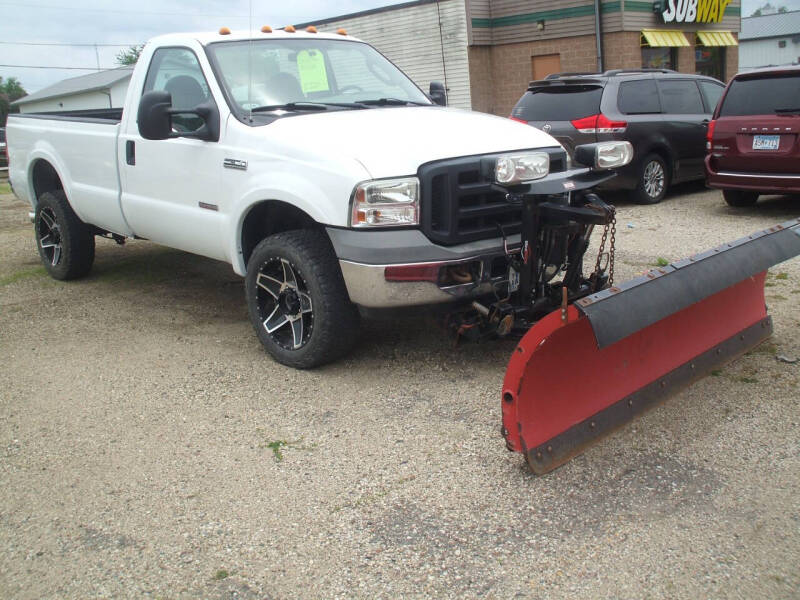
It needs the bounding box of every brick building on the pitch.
[305,0,741,116]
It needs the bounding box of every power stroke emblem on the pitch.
[223,158,248,171]
[542,124,551,133]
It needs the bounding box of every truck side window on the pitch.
[143,47,211,132]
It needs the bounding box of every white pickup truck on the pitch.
[7,29,630,367]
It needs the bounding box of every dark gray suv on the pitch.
[511,69,725,204]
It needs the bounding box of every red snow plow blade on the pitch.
[502,219,800,475]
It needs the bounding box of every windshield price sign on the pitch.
[662,0,731,23]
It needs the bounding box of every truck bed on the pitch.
[12,108,123,124]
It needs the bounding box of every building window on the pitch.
[642,47,677,70]
[695,46,725,81]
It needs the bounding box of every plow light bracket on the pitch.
[574,141,634,170]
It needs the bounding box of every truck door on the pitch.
[119,46,228,261]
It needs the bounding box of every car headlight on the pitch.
[351,177,419,227]
[494,152,550,185]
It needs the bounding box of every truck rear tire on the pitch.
[245,229,360,368]
[34,190,95,280]
[722,190,758,207]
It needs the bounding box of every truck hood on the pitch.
[266,106,562,178]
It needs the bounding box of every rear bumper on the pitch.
[705,156,800,194]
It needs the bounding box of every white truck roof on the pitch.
[148,29,364,47]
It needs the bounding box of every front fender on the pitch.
[227,172,353,275]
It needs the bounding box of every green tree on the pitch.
[0,76,28,126]
[116,44,144,66]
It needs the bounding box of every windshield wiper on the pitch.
[774,107,800,114]
[355,98,431,107]
[250,102,368,113]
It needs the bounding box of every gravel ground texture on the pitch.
[1,180,799,599]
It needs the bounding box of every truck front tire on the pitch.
[34,190,95,280]
[245,229,360,368]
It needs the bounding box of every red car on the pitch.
[705,66,800,206]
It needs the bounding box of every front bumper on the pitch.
[328,228,517,308]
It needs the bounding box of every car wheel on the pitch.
[633,154,669,205]
[245,229,360,368]
[722,190,758,207]
[34,190,95,280]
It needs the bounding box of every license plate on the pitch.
[508,267,520,292]
[753,135,780,150]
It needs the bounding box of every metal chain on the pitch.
[590,206,617,289]
[607,211,617,286]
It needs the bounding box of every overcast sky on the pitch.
[0,0,409,93]
[2,0,799,94]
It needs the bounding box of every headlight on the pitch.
[351,177,419,227]
[494,152,550,185]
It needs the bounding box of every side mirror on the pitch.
[137,90,220,142]
[137,90,172,140]
[429,81,447,106]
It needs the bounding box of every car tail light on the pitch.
[706,119,716,151]
[596,114,627,133]
[571,114,598,133]
[570,114,627,134]
[509,116,527,124]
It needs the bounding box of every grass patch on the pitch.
[710,369,723,376]
[213,569,229,580]
[764,282,776,288]
[653,257,670,267]
[737,376,758,384]
[775,272,789,280]
[0,266,46,287]
[259,435,316,461]
[750,342,778,356]
[0,181,11,195]
[767,294,787,301]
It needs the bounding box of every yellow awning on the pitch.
[641,30,691,47]
[696,31,738,46]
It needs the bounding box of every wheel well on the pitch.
[241,200,318,267]
[31,160,63,202]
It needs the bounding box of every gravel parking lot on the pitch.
[1,180,799,599]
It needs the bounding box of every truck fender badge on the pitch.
[563,181,575,190]
[224,158,248,171]
[198,202,219,211]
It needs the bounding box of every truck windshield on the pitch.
[207,39,431,112]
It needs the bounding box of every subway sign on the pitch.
[660,0,731,22]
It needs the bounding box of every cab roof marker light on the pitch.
[337,28,348,35]
[306,26,318,33]
[261,25,272,33]
[284,25,296,33]
[219,27,231,35]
